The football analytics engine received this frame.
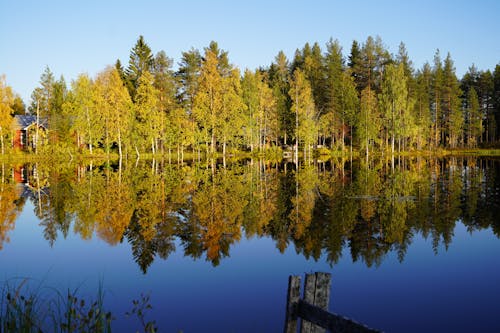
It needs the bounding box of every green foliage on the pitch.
[379,63,409,154]
[133,71,160,153]
[268,51,293,145]
[358,87,380,155]
[126,36,154,99]
[466,87,482,147]
[289,69,316,156]
[12,36,500,158]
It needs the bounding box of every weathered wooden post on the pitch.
[284,275,301,333]
[301,272,331,333]
[284,272,381,333]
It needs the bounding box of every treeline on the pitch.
[2,36,500,157]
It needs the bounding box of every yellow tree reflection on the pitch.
[191,166,247,265]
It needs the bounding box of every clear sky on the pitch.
[1,0,499,103]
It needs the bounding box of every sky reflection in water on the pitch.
[0,157,499,333]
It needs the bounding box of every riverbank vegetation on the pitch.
[1,36,500,160]
[0,279,157,333]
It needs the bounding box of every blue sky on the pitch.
[1,0,499,103]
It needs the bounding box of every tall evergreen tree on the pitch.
[353,36,391,93]
[303,42,326,112]
[322,39,344,147]
[414,63,433,149]
[177,48,202,152]
[339,70,359,152]
[268,51,292,145]
[466,87,481,147]
[51,76,69,143]
[29,66,55,117]
[126,35,154,99]
[431,50,444,147]
[11,95,25,115]
[442,53,463,148]
[478,70,495,142]
[494,64,500,141]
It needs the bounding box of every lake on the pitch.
[1,156,499,332]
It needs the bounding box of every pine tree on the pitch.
[177,48,202,112]
[353,36,390,93]
[466,87,481,147]
[177,48,202,153]
[11,95,25,115]
[339,70,359,152]
[431,50,443,147]
[494,64,500,141]
[268,51,292,145]
[478,70,495,142]
[322,38,343,148]
[442,53,463,148]
[29,66,54,117]
[126,35,154,99]
[51,76,69,143]
[414,63,433,149]
[303,42,326,112]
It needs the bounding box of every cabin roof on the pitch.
[13,115,48,130]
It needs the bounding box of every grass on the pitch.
[0,279,156,333]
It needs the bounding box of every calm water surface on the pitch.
[1,157,499,332]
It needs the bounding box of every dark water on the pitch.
[1,157,499,332]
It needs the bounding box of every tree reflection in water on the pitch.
[0,157,499,273]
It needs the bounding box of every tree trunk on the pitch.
[223,136,226,157]
[0,130,4,155]
[86,106,93,154]
[118,129,123,161]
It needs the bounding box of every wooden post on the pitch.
[285,272,380,333]
[301,272,331,333]
[284,275,301,333]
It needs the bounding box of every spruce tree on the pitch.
[466,87,481,147]
[126,35,154,99]
[442,53,463,148]
[268,51,292,145]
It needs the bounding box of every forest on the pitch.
[1,35,500,158]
